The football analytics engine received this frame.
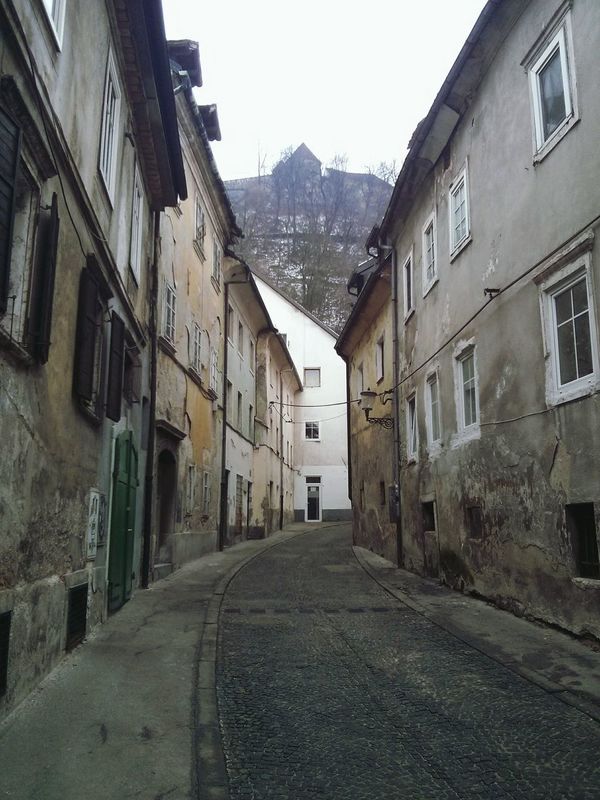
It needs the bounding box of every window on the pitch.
[237,391,242,429]
[41,0,66,47]
[186,464,196,514]
[403,251,414,319]
[212,240,221,285]
[129,164,143,282]
[356,363,364,396]
[202,471,211,515]
[98,50,121,201]
[376,336,384,383]
[248,404,254,439]
[305,421,320,441]
[449,165,470,255]
[0,610,11,698]
[249,339,255,372]
[527,13,576,155]
[238,321,244,356]
[210,347,218,394]
[566,503,599,579]
[426,372,441,446]
[467,505,483,539]
[191,323,201,373]
[540,253,599,406]
[227,304,234,341]
[379,481,386,506]
[163,282,176,343]
[422,501,436,532]
[73,262,109,420]
[0,109,59,364]
[304,368,321,387]
[455,346,479,434]
[406,394,418,461]
[194,191,206,254]
[226,380,233,419]
[422,213,437,294]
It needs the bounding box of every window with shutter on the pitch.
[0,106,21,314]
[73,267,105,418]
[27,192,59,363]
[106,311,125,421]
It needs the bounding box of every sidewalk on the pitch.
[354,546,600,722]
[0,523,330,800]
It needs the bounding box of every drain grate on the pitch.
[66,584,88,651]
[0,611,11,697]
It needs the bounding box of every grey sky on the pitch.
[163,1,487,181]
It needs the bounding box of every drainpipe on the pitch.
[344,356,352,504]
[383,240,403,566]
[278,367,294,531]
[141,210,160,588]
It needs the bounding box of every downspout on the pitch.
[218,282,230,551]
[344,356,352,503]
[141,210,160,588]
[279,371,284,531]
[387,240,403,566]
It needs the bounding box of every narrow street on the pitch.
[218,525,600,800]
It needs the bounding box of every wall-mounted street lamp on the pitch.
[360,389,394,429]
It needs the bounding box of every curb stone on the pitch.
[352,545,600,725]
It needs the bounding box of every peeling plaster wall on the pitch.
[390,0,600,638]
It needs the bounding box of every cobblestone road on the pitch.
[217,524,600,799]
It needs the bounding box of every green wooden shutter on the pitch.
[0,106,21,313]
[29,193,59,363]
[106,311,125,421]
[73,268,99,401]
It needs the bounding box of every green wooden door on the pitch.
[108,431,138,612]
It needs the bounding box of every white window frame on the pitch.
[202,471,211,515]
[212,240,222,285]
[41,0,66,48]
[406,393,418,462]
[194,191,206,255]
[403,248,414,321]
[452,341,480,446]
[249,339,255,373]
[238,321,244,356]
[449,164,470,259]
[539,252,600,407]
[376,336,384,383]
[192,322,202,373]
[422,211,437,296]
[305,421,320,441]
[304,367,321,388]
[163,282,176,343]
[425,369,442,452]
[525,9,578,161]
[98,49,121,203]
[129,163,143,283]
[210,348,218,394]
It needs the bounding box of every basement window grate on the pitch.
[66,584,88,651]
[422,501,436,532]
[0,611,11,697]
[466,505,483,539]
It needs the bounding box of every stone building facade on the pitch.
[0,0,184,716]
[342,0,600,639]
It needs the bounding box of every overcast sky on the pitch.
[163,1,487,181]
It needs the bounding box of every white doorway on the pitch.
[305,476,322,521]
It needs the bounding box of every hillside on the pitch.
[225,144,393,331]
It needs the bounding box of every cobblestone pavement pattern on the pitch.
[217,524,600,800]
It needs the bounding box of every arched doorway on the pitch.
[156,449,177,560]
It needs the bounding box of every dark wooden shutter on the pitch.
[73,268,99,401]
[106,311,125,421]
[29,193,59,363]
[0,106,21,313]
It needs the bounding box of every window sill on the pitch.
[427,441,443,459]
[211,276,221,294]
[450,234,472,263]
[77,399,103,428]
[571,577,600,589]
[451,424,480,449]
[158,335,176,358]
[0,326,34,366]
[193,240,205,261]
[423,277,438,298]
[546,375,600,408]
[406,455,418,465]
[534,114,579,165]
[404,308,415,325]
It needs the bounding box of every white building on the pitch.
[253,274,352,522]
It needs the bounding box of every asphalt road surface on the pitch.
[217,523,600,800]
